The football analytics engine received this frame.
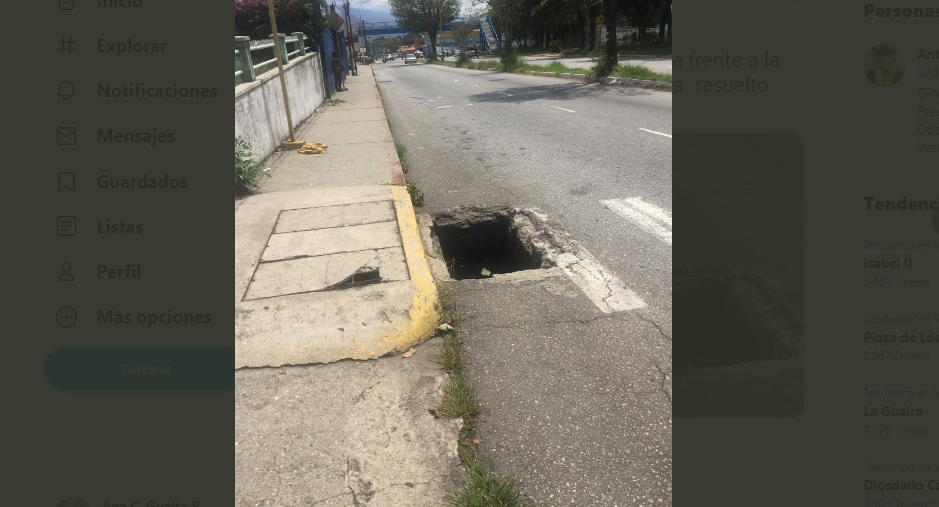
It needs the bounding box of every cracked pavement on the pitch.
[377,62,672,505]
[235,336,463,507]
[450,272,672,505]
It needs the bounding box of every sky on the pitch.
[343,0,482,27]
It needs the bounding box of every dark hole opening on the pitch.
[673,275,775,375]
[433,211,542,280]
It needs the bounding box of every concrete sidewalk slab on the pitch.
[313,107,388,124]
[235,335,463,507]
[296,119,393,145]
[259,141,403,191]
[235,185,440,367]
[235,71,455,507]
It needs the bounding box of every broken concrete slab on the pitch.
[244,246,409,300]
[261,221,401,261]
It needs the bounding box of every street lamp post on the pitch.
[359,0,370,62]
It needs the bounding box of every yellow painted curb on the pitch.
[352,187,442,358]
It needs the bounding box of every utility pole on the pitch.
[344,0,358,75]
[266,0,304,149]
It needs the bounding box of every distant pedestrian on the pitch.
[331,52,344,91]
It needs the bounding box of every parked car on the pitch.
[404,53,416,64]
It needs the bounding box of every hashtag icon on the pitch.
[58,36,76,55]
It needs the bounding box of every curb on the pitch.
[372,76,442,356]
[378,186,442,356]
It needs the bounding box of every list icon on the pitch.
[57,216,76,236]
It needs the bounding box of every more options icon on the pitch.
[57,306,77,328]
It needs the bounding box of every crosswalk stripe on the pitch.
[555,246,647,313]
[601,198,672,245]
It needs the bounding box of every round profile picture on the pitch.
[864,44,905,87]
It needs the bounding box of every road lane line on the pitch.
[638,128,671,138]
[436,106,452,109]
[555,246,647,313]
[549,105,576,113]
[600,198,672,245]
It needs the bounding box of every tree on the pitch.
[389,0,460,60]
[235,0,329,44]
[451,15,481,51]
[486,0,524,47]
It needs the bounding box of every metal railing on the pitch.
[235,34,313,86]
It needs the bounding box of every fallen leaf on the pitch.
[481,267,491,277]
[401,348,417,358]
[442,394,451,401]
[437,323,454,331]
[473,439,480,445]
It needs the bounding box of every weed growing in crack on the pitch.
[406,182,425,207]
[435,326,464,372]
[438,286,466,327]
[432,282,527,506]
[436,374,478,417]
[446,463,528,507]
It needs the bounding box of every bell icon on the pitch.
[58,81,76,100]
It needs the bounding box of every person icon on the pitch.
[59,261,75,281]
[865,45,905,87]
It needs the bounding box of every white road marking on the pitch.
[454,79,459,81]
[549,105,576,113]
[467,104,473,106]
[638,128,671,138]
[555,246,647,313]
[436,106,452,109]
[600,198,672,245]
[473,85,480,87]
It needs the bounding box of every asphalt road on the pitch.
[375,61,672,505]
[523,55,673,74]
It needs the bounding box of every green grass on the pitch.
[395,143,407,159]
[436,374,478,417]
[406,182,424,207]
[446,463,528,507]
[560,41,671,57]
[431,58,668,82]
[610,64,671,82]
[438,285,466,327]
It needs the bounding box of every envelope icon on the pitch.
[57,127,77,145]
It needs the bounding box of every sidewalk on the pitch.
[235,70,460,506]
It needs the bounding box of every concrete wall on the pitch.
[235,53,326,163]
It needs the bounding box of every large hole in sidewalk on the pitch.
[432,207,546,280]
[673,270,782,375]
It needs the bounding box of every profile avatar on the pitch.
[866,45,904,87]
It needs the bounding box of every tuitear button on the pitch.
[44,347,233,390]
